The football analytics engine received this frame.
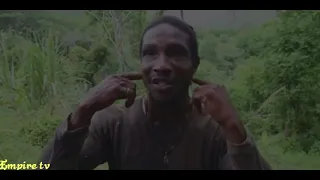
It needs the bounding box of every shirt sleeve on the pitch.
[217,127,272,170]
[39,107,121,170]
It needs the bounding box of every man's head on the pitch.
[140,16,200,102]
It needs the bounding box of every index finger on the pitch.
[192,78,210,85]
[119,72,142,81]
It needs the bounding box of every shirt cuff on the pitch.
[227,131,257,155]
[49,114,91,164]
[230,135,250,146]
[55,113,90,141]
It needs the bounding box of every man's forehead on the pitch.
[142,23,189,45]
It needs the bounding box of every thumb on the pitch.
[125,88,136,108]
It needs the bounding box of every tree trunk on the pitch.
[110,10,126,72]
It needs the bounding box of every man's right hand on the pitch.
[70,73,142,128]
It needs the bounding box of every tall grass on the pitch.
[0,29,90,163]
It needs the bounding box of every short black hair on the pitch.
[139,15,199,67]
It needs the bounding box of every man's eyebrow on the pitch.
[166,42,187,49]
[166,43,189,53]
[141,44,157,51]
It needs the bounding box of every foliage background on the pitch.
[0,10,320,170]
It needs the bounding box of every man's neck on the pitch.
[145,93,192,123]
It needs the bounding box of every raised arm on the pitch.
[39,107,120,170]
[192,78,271,170]
[39,73,141,170]
[216,128,272,170]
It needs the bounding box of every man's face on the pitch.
[141,23,195,102]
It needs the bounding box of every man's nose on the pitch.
[153,56,173,76]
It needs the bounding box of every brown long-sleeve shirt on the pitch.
[39,97,271,170]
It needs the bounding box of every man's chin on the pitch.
[146,84,188,103]
[148,91,176,103]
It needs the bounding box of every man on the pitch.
[40,16,271,170]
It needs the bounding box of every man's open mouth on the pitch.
[151,78,173,90]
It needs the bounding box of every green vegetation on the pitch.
[0,10,320,170]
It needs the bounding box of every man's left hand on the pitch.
[191,78,247,144]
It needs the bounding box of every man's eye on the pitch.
[144,51,156,56]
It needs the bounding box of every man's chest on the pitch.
[108,118,217,170]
